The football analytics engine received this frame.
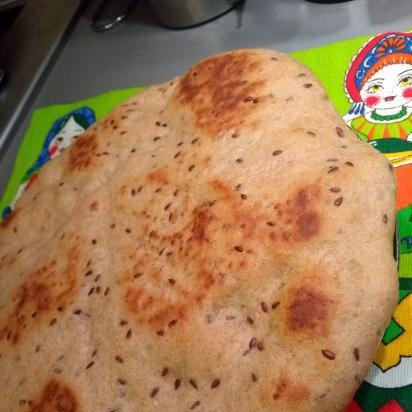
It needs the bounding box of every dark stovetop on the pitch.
[0,0,83,158]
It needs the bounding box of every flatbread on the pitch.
[0,49,398,412]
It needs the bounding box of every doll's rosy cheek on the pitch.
[364,95,380,107]
[402,87,412,98]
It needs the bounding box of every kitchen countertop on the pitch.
[1,0,412,197]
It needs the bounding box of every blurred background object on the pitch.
[0,0,83,155]
[148,0,244,29]
[306,0,353,3]
[91,0,138,32]
[0,0,24,13]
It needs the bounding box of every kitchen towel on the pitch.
[1,31,411,412]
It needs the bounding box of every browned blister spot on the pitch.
[191,205,215,243]
[285,284,334,338]
[124,262,217,331]
[210,179,260,239]
[261,374,310,408]
[146,168,169,185]
[295,211,320,240]
[89,201,98,211]
[174,51,266,137]
[210,179,234,202]
[0,244,80,345]
[68,133,98,172]
[270,185,322,246]
[30,379,79,412]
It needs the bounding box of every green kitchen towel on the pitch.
[0,87,143,214]
[1,31,411,412]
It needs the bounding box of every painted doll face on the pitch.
[50,116,85,154]
[360,63,412,110]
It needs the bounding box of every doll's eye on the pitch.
[399,76,412,86]
[367,84,383,93]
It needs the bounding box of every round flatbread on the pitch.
[0,49,398,412]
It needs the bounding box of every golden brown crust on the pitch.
[68,133,100,172]
[30,380,80,412]
[175,51,266,138]
[0,238,81,345]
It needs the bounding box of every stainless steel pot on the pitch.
[148,0,243,29]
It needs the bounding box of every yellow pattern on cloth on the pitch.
[351,114,412,141]
[375,294,412,371]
